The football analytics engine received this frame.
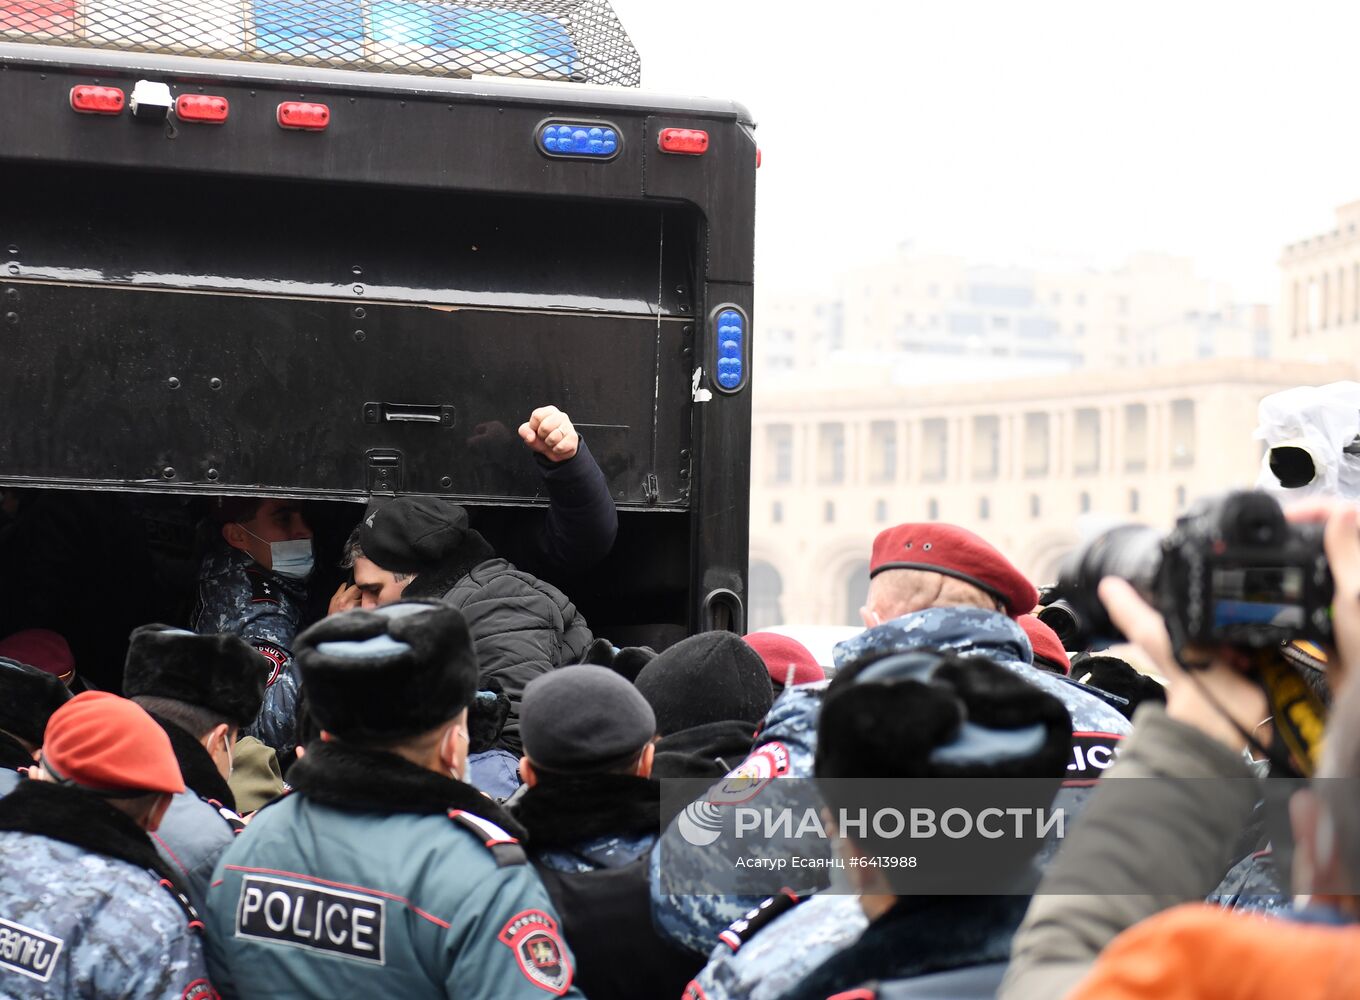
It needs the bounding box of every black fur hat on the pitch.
[296,601,479,742]
[815,649,1072,781]
[0,656,72,747]
[123,625,269,729]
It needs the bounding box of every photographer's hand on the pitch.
[1098,577,1267,751]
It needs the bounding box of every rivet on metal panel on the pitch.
[5,245,16,255]
[353,284,365,296]
[353,306,366,319]
[679,468,690,479]
[4,312,16,325]
[209,378,223,390]
[4,288,18,300]
[162,467,176,479]
[6,264,18,275]
[351,265,362,276]
[440,476,453,489]
[680,449,691,459]
[354,330,366,342]
[206,469,219,482]
[167,377,181,389]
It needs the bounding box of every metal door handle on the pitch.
[363,402,455,427]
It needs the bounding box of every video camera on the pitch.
[1038,490,1333,657]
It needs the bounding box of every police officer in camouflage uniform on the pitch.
[0,655,70,797]
[654,523,1131,969]
[193,496,313,755]
[0,692,211,999]
[206,601,583,999]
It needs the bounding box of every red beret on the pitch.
[1018,615,1071,675]
[743,633,825,687]
[869,523,1038,617]
[42,692,184,796]
[0,629,75,683]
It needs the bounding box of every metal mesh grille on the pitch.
[0,0,641,86]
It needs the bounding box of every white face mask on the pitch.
[238,524,314,579]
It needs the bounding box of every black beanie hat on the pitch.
[633,632,773,737]
[521,664,656,772]
[296,601,478,742]
[123,625,269,729]
[0,656,72,747]
[359,497,495,577]
[815,649,1072,782]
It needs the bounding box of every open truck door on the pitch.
[0,2,755,661]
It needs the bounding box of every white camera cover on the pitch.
[1254,381,1360,500]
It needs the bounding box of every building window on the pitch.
[767,424,794,485]
[823,500,835,524]
[1023,412,1050,477]
[868,421,897,483]
[1176,484,1187,509]
[874,498,889,523]
[1129,488,1140,514]
[748,560,785,631]
[1079,491,1091,513]
[971,415,1001,480]
[1074,408,1101,475]
[771,501,783,524]
[922,418,949,482]
[1170,399,1195,467]
[818,423,846,485]
[1321,272,1331,330]
[1124,404,1148,472]
[927,498,940,520]
[978,496,991,520]
[1029,494,1041,519]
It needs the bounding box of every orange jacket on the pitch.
[1069,904,1358,1000]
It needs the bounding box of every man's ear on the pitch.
[222,521,248,552]
[860,605,881,629]
[519,757,538,788]
[203,722,231,755]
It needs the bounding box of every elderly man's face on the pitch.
[352,556,412,609]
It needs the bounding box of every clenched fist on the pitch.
[518,405,579,463]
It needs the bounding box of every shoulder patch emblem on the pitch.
[682,981,711,1000]
[0,917,63,983]
[498,909,573,996]
[246,570,280,606]
[708,741,791,806]
[252,642,288,687]
[1064,731,1125,786]
[182,979,218,1000]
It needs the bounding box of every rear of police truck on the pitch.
[0,0,756,672]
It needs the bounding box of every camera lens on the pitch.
[1036,601,1082,648]
[1269,446,1317,489]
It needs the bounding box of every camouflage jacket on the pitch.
[193,543,306,752]
[686,893,867,1000]
[0,783,210,1000]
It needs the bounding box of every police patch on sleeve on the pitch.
[497,909,573,996]
[235,875,385,965]
[1063,731,1124,786]
[182,978,218,1000]
[252,642,288,687]
[0,917,63,982]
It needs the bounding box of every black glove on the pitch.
[579,637,657,684]
[467,679,511,753]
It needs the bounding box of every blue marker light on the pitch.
[539,122,619,158]
[715,308,745,390]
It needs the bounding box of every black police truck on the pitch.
[0,1,756,681]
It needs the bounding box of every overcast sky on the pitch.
[609,0,1360,302]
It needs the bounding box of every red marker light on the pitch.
[658,128,709,155]
[277,101,330,131]
[69,85,124,115]
[175,94,229,124]
[756,147,763,168]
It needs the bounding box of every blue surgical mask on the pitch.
[238,525,315,580]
